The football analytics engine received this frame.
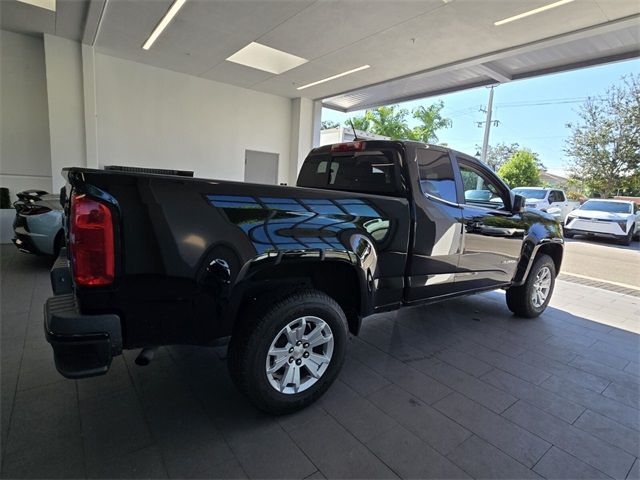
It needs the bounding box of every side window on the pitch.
[554,190,565,202]
[417,149,457,204]
[548,191,556,203]
[316,161,328,173]
[457,161,506,209]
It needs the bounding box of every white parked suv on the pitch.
[512,187,579,222]
[564,199,640,246]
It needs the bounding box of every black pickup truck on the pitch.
[45,140,563,413]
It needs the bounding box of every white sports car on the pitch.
[564,199,639,245]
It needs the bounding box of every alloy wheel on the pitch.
[531,266,552,308]
[265,316,334,394]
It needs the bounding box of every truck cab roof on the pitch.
[311,140,456,156]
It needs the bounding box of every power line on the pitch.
[441,95,607,115]
[497,96,587,105]
[495,95,607,108]
[497,100,584,108]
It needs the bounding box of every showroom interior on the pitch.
[1,0,640,479]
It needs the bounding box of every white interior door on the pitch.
[244,150,278,184]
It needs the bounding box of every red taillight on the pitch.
[331,141,366,152]
[69,194,114,286]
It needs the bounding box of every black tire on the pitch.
[53,230,65,257]
[227,289,348,415]
[506,253,556,318]
[563,229,574,239]
[618,227,634,246]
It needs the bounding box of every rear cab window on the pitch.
[297,147,403,196]
[417,148,457,204]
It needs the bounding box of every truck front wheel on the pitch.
[228,290,348,414]
[617,227,634,246]
[506,254,556,318]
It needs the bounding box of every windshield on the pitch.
[512,188,547,200]
[580,200,632,214]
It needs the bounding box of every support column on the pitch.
[289,98,322,185]
[311,100,322,148]
[82,44,99,169]
[43,34,87,190]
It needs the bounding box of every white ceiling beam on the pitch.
[475,62,512,83]
[82,0,106,45]
[323,13,640,111]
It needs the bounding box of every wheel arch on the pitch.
[536,242,563,275]
[228,259,370,336]
[512,238,563,286]
[53,228,65,256]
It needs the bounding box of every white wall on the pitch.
[94,54,293,184]
[320,128,342,146]
[0,30,52,200]
[320,127,391,146]
[44,34,87,191]
[1,32,316,193]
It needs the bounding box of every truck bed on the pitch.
[64,167,411,347]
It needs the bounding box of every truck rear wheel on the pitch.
[227,289,348,415]
[506,253,556,318]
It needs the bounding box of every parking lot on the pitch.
[562,237,639,290]
[1,239,639,479]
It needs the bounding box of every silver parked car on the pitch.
[12,190,65,256]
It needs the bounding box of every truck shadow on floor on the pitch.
[3,256,639,478]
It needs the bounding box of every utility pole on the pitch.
[480,85,495,164]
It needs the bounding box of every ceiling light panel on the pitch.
[494,0,575,26]
[226,42,308,75]
[297,65,371,91]
[16,0,55,11]
[143,0,187,50]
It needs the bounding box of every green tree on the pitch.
[564,177,587,201]
[346,116,370,132]
[497,150,541,187]
[366,105,412,139]
[346,103,452,142]
[410,101,452,143]
[482,142,520,171]
[321,120,339,129]
[565,74,640,198]
[478,142,545,171]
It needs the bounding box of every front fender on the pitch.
[510,211,563,286]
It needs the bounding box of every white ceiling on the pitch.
[0,0,88,41]
[2,0,639,110]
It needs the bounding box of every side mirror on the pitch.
[511,194,526,213]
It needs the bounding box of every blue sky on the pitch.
[322,58,639,175]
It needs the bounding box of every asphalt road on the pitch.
[561,236,640,288]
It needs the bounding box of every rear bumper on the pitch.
[12,229,43,255]
[44,251,122,379]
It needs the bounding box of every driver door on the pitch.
[455,156,525,291]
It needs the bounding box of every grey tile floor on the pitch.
[1,244,639,479]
